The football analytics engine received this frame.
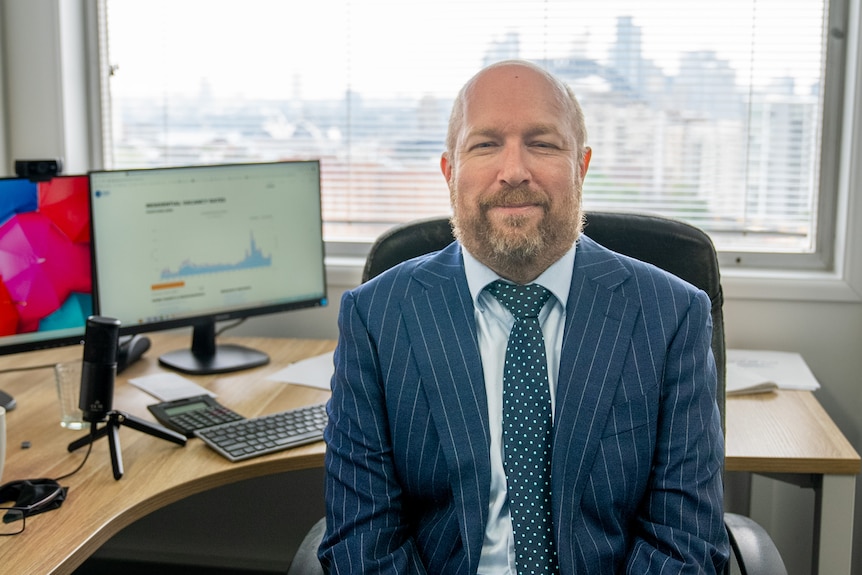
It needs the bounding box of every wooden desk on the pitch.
[0,335,858,575]
[726,390,861,575]
[0,334,334,575]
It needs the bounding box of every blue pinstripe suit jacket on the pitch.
[321,235,729,574]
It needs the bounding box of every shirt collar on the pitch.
[462,241,576,310]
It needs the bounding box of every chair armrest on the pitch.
[724,512,788,575]
[288,517,326,575]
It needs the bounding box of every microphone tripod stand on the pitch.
[68,411,187,480]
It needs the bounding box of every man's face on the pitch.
[441,64,590,283]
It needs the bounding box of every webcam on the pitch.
[14,159,63,182]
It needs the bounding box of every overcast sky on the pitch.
[106,0,826,100]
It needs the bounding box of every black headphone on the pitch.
[0,478,67,522]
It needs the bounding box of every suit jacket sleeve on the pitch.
[624,288,728,573]
[319,288,428,575]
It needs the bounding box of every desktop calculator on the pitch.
[147,395,245,437]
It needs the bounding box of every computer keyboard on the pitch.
[195,403,328,462]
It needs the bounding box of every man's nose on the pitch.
[498,144,531,187]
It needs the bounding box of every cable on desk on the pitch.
[54,440,93,482]
[215,318,247,336]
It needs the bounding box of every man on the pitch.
[321,60,729,574]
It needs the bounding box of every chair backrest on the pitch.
[362,216,456,283]
[361,212,726,424]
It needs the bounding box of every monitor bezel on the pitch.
[88,160,328,342]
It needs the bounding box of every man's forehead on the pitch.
[460,79,570,136]
[466,64,552,97]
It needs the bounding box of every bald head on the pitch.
[446,60,588,166]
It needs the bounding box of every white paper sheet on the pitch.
[128,372,217,401]
[267,351,334,390]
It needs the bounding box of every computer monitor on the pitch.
[0,174,92,355]
[88,160,327,375]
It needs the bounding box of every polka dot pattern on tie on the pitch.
[486,280,558,575]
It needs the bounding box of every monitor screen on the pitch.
[89,160,327,374]
[0,175,92,355]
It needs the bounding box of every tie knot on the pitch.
[486,280,551,319]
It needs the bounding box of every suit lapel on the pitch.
[552,236,641,511]
[400,244,490,567]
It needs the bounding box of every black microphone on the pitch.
[78,316,122,423]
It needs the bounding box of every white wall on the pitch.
[0,0,91,173]
[3,1,862,573]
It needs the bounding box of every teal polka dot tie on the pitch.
[486,280,558,575]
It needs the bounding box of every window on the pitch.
[98,0,847,270]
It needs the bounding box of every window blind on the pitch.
[101,0,829,253]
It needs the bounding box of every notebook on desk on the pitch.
[726,362,778,395]
[726,349,821,396]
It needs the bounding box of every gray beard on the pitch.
[453,208,579,283]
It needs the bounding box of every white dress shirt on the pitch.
[462,244,576,575]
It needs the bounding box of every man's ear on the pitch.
[441,152,453,183]
[581,147,592,179]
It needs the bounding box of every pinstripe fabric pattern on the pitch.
[321,235,729,574]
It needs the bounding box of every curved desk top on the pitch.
[0,334,334,575]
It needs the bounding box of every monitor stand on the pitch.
[158,320,270,375]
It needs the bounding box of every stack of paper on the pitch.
[726,349,821,396]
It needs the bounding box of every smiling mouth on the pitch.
[483,203,547,228]
[490,203,541,212]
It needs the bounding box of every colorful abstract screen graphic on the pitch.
[0,175,91,353]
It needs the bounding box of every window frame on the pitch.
[711,0,847,274]
[100,1,846,273]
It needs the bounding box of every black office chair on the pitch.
[288,213,787,575]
